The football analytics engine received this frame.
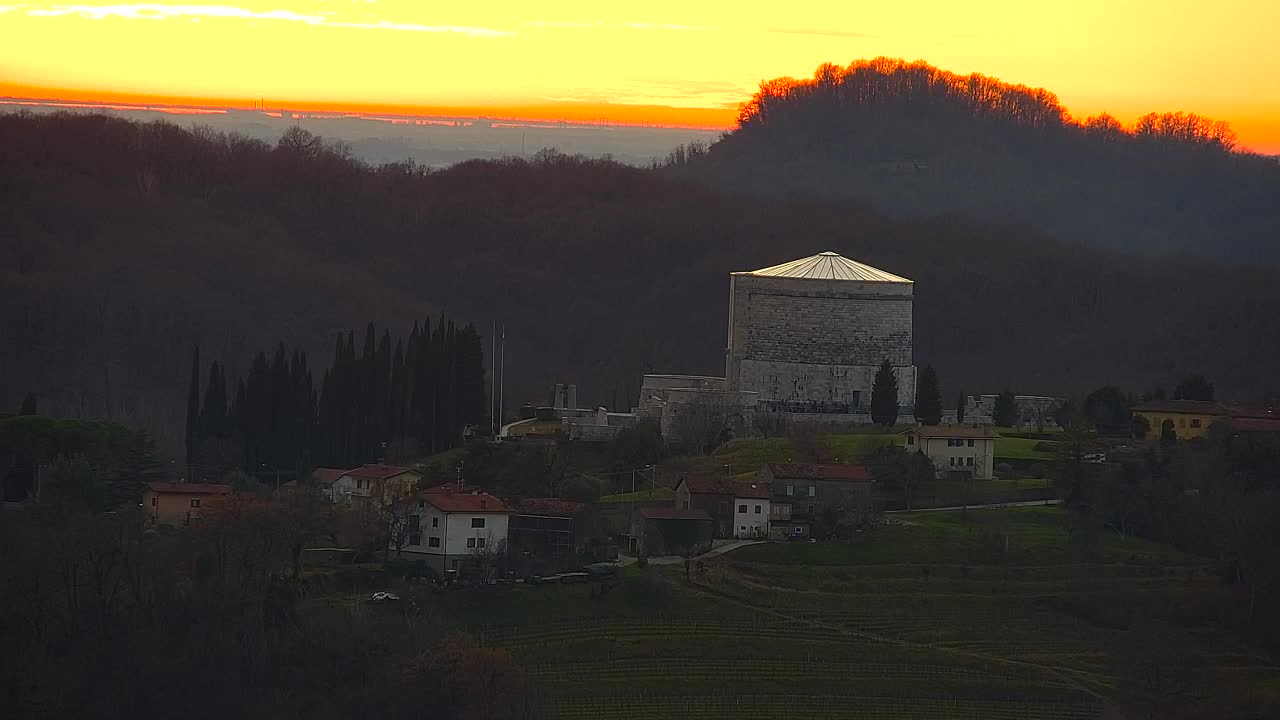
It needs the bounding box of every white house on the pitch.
[396,490,515,575]
[329,464,422,505]
[901,427,999,480]
[733,482,771,539]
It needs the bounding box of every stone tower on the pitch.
[725,251,916,411]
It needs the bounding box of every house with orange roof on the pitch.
[143,482,232,528]
[396,490,515,575]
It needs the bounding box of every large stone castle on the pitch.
[638,251,917,438]
[726,251,916,411]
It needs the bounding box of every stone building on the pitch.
[726,251,917,415]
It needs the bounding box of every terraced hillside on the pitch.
[457,507,1279,719]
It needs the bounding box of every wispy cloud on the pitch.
[22,4,512,36]
[525,19,716,32]
[764,27,878,39]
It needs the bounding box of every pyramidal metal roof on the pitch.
[738,252,911,283]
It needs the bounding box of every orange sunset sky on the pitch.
[2,0,1279,152]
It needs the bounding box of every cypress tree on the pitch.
[993,390,1019,427]
[200,361,228,440]
[956,391,967,424]
[913,365,942,426]
[870,359,899,427]
[185,345,200,466]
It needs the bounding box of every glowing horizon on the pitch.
[2,1,1279,151]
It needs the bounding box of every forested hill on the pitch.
[670,58,1280,264]
[3,111,1280,455]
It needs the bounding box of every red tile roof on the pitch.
[904,427,999,440]
[639,507,711,521]
[423,482,466,494]
[734,482,771,499]
[515,498,587,516]
[1132,400,1226,415]
[764,463,873,482]
[311,468,346,487]
[422,491,515,514]
[344,464,418,480]
[146,482,232,495]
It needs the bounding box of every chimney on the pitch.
[567,384,578,410]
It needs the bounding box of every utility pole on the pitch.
[491,320,497,437]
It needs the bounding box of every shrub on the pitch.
[995,463,1014,480]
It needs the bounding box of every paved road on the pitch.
[618,539,767,567]
[886,498,1061,514]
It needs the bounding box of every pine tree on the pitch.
[200,361,228,439]
[993,390,1019,427]
[870,359,899,427]
[914,365,942,426]
[956,391,967,423]
[185,345,200,466]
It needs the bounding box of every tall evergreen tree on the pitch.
[1173,373,1214,401]
[956,390,967,424]
[870,359,899,427]
[913,365,943,426]
[993,390,1019,427]
[185,345,200,466]
[200,361,228,439]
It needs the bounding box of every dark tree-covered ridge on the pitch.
[2,110,1279,456]
[679,57,1280,263]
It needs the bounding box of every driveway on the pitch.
[645,539,767,565]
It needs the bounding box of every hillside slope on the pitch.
[674,58,1280,263]
[3,112,1279,453]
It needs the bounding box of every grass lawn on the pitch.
[994,436,1058,461]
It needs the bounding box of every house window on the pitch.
[432,517,439,528]
[949,457,955,466]
[967,439,975,447]
[471,518,485,528]
[451,560,460,570]
[807,486,816,497]
[476,537,486,549]
[683,500,691,509]
[357,478,365,489]
[190,498,201,508]
[466,538,476,549]
[738,504,748,513]
[719,501,729,514]
[786,484,794,496]
[428,537,441,548]
[150,496,157,507]
[1191,418,1202,428]
[755,505,762,514]
[966,457,974,467]
[740,526,747,532]
[907,435,915,446]
[418,500,425,509]
[807,504,814,516]
[407,516,422,546]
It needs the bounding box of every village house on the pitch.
[900,427,998,480]
[758,463,876,538]
[673,475,740,538]
[630,507,713,557]
[1131,400,1280,441]
[396,490,515,575]
[330,463,422,506]
[733,482,771,539]
[143,482,232,528]
[312,468,347,500]
[508,497,587,560]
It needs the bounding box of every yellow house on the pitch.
[1131,400,1228,441]
[143,482,232,527]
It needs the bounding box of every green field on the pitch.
[449,506,1278,719]
[994,436,1058,461]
